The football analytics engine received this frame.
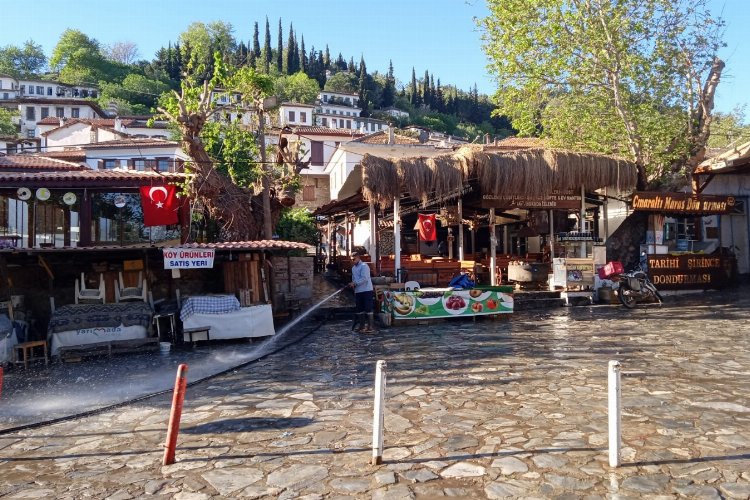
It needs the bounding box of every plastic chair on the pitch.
[404,280,420,291]
[115,271,147,303]
[75,273,105,304]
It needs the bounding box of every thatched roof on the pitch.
[362,144,637,206]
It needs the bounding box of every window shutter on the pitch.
[303,185,315,201]
[97,159,104,170]
[127,159,135,170]
[311,141,324,166]
[114,159,121,169]
[146,159,156,171]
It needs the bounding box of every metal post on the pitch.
[163,363,189,466]
[489,208,497,286]
[608,360,621,468]
[458,198,464,261]
[603,187,609,240]
[371,360,387,465]
[549,209,555,258]
[394,199,401,282]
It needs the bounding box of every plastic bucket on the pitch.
[159,342,172,354]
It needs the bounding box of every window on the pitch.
[300,111,307,123]
[321,117,328,126]
[36,86,43,95]
[27,129,35,138]
[56,107,64,118]
[47,87,52,96]
[133,159,146,171]
[2,93,7,100]
[157,158,171,172]
[344,97,350,104]
[288,111,296,122]
[71,108,80,118]
[90,90,97,98]
[311,141,324,166]
[346,120,351,129]
[104,159,117,169]
[20,85,25,94]
[26,107,35,120]
[323,95,328,102]
[303,185,315,201]
[6,144,17,154]
[41,107,49,119]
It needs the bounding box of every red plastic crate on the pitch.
[598,261,624,279]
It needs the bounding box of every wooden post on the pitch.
[63,208,71,247]
[394,198,401,282]
[369,202,378,271]
[549,209,555,259]
[580,185,586,258]
[458,198,464,261]
[28,201,36,248]
[489,208,497,286]
[179,197,191,244]
[79,190,92,247]
[603,187,609,240]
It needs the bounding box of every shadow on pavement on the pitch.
[182,417,314,434]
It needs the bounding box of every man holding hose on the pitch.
[349,252,375,333]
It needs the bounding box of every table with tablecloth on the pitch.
[180,295,275,340]
[0,314,18,364]
[47,303,153,356]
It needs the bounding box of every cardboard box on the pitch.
[598,261,623,279]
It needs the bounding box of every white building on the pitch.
[278,103,314,127]
[80,138,188,172]
[314,90,390,133]
[39,117,171,151]
[0,135,39,154]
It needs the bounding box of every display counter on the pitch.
[384,286,514,320]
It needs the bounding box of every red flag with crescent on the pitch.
[140,185,179,226]
[416,213,437,241]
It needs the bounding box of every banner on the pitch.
[415,214,437,241]
[163,248,215,269]
[387,287,514,319]
[632,192,736,215]
[140,185,179,226]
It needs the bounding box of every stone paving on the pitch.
[1,288,749,499]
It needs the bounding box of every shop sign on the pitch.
[647,254,731,289]
[163,248,215,269]
[632,192,735,214]
[481,189,581,209]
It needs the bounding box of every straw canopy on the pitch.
[362,145,637,207]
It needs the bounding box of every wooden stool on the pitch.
[183,326,211,348]
[15,340,48,369]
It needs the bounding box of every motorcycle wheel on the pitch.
[655,290,664,303]
[618,286,638,308]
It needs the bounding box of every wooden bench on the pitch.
[183,326,211,347]
[58,337,159,363]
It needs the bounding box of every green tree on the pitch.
[409,67,419,107]
[276,207,318,244]
[98,74,170,110]
[250,21,260,68]
[323,71,358,93]
[381,60,396,108]
[0,40,46,76]
[263,17,272,73]
[708,107,750,149]
[276,19,283,73]
[50,29,129,84]
[479,0,725,188]
[274,72,320,104]
[0,107,17,135]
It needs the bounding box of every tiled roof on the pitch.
[179,240,313,251]
[283,126,365,137]
[2,239,312,254]
[0,155,85,171]
[32,150,87,161]
[0,169,187,188]
[353,131,420,145]
[81,138,180,149]
[8,98,106,117]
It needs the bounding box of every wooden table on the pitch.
[14,340,48,369]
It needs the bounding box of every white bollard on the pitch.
[608,360,622,467]
[371,360,387,465]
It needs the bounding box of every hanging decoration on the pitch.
[16,187,31,201]
[35,188,50,201]
[62,192,77,206]
[139,185,179,226]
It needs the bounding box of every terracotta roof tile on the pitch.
[353,131,420,145]
[283,126,365,137]
[81,138,180,149]
[180,240,313,251]
[0,169,186,188]
[0,155,85,171]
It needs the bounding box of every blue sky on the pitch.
[2,0,747,115]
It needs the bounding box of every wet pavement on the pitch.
[1,285,749,499]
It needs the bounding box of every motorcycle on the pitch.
[615,253,663,308]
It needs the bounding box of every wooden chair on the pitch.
[115,271,147,303]
[75,273,105,304]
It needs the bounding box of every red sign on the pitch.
[140,185,179,226]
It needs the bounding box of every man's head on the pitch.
[352,252,361,264]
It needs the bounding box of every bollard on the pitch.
[371,360,387,465]
[608,360,621,467]
[163,363,189,466]
[0,366,3,399]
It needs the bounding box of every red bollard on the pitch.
[162,363,188,465]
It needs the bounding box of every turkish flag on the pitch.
[140,185,179,226]
[415,214,437,241]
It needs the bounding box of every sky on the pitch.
[1,0,748,115]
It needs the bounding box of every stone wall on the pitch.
[271,256,314,302]
[606,211,648,269]
[294,175,330,211]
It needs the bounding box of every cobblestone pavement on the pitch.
[1,290,749,499]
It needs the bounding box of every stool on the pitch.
[14,340,48,369]
[183,327,210,348]
[153,312,177,343]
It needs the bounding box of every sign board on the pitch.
[163,248,215,269]
[632,192,736,215]
[481,189,581,209]
[647,254,732,289]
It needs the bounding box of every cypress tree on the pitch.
[381,59,395,108]
[349,56,355,73]
[423,70,431,108]
[430,74,436,109]
[436,78,443,113]
[263,17,272,73]
[358,56,369,116]
[410,67,419,106]
[300,36,307,73]
[285,22,295,74]
[324,45,330,70]
[317,50,326,86]
[335,53,346,71]
[250,21,260,68]
[276,18,283,73]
